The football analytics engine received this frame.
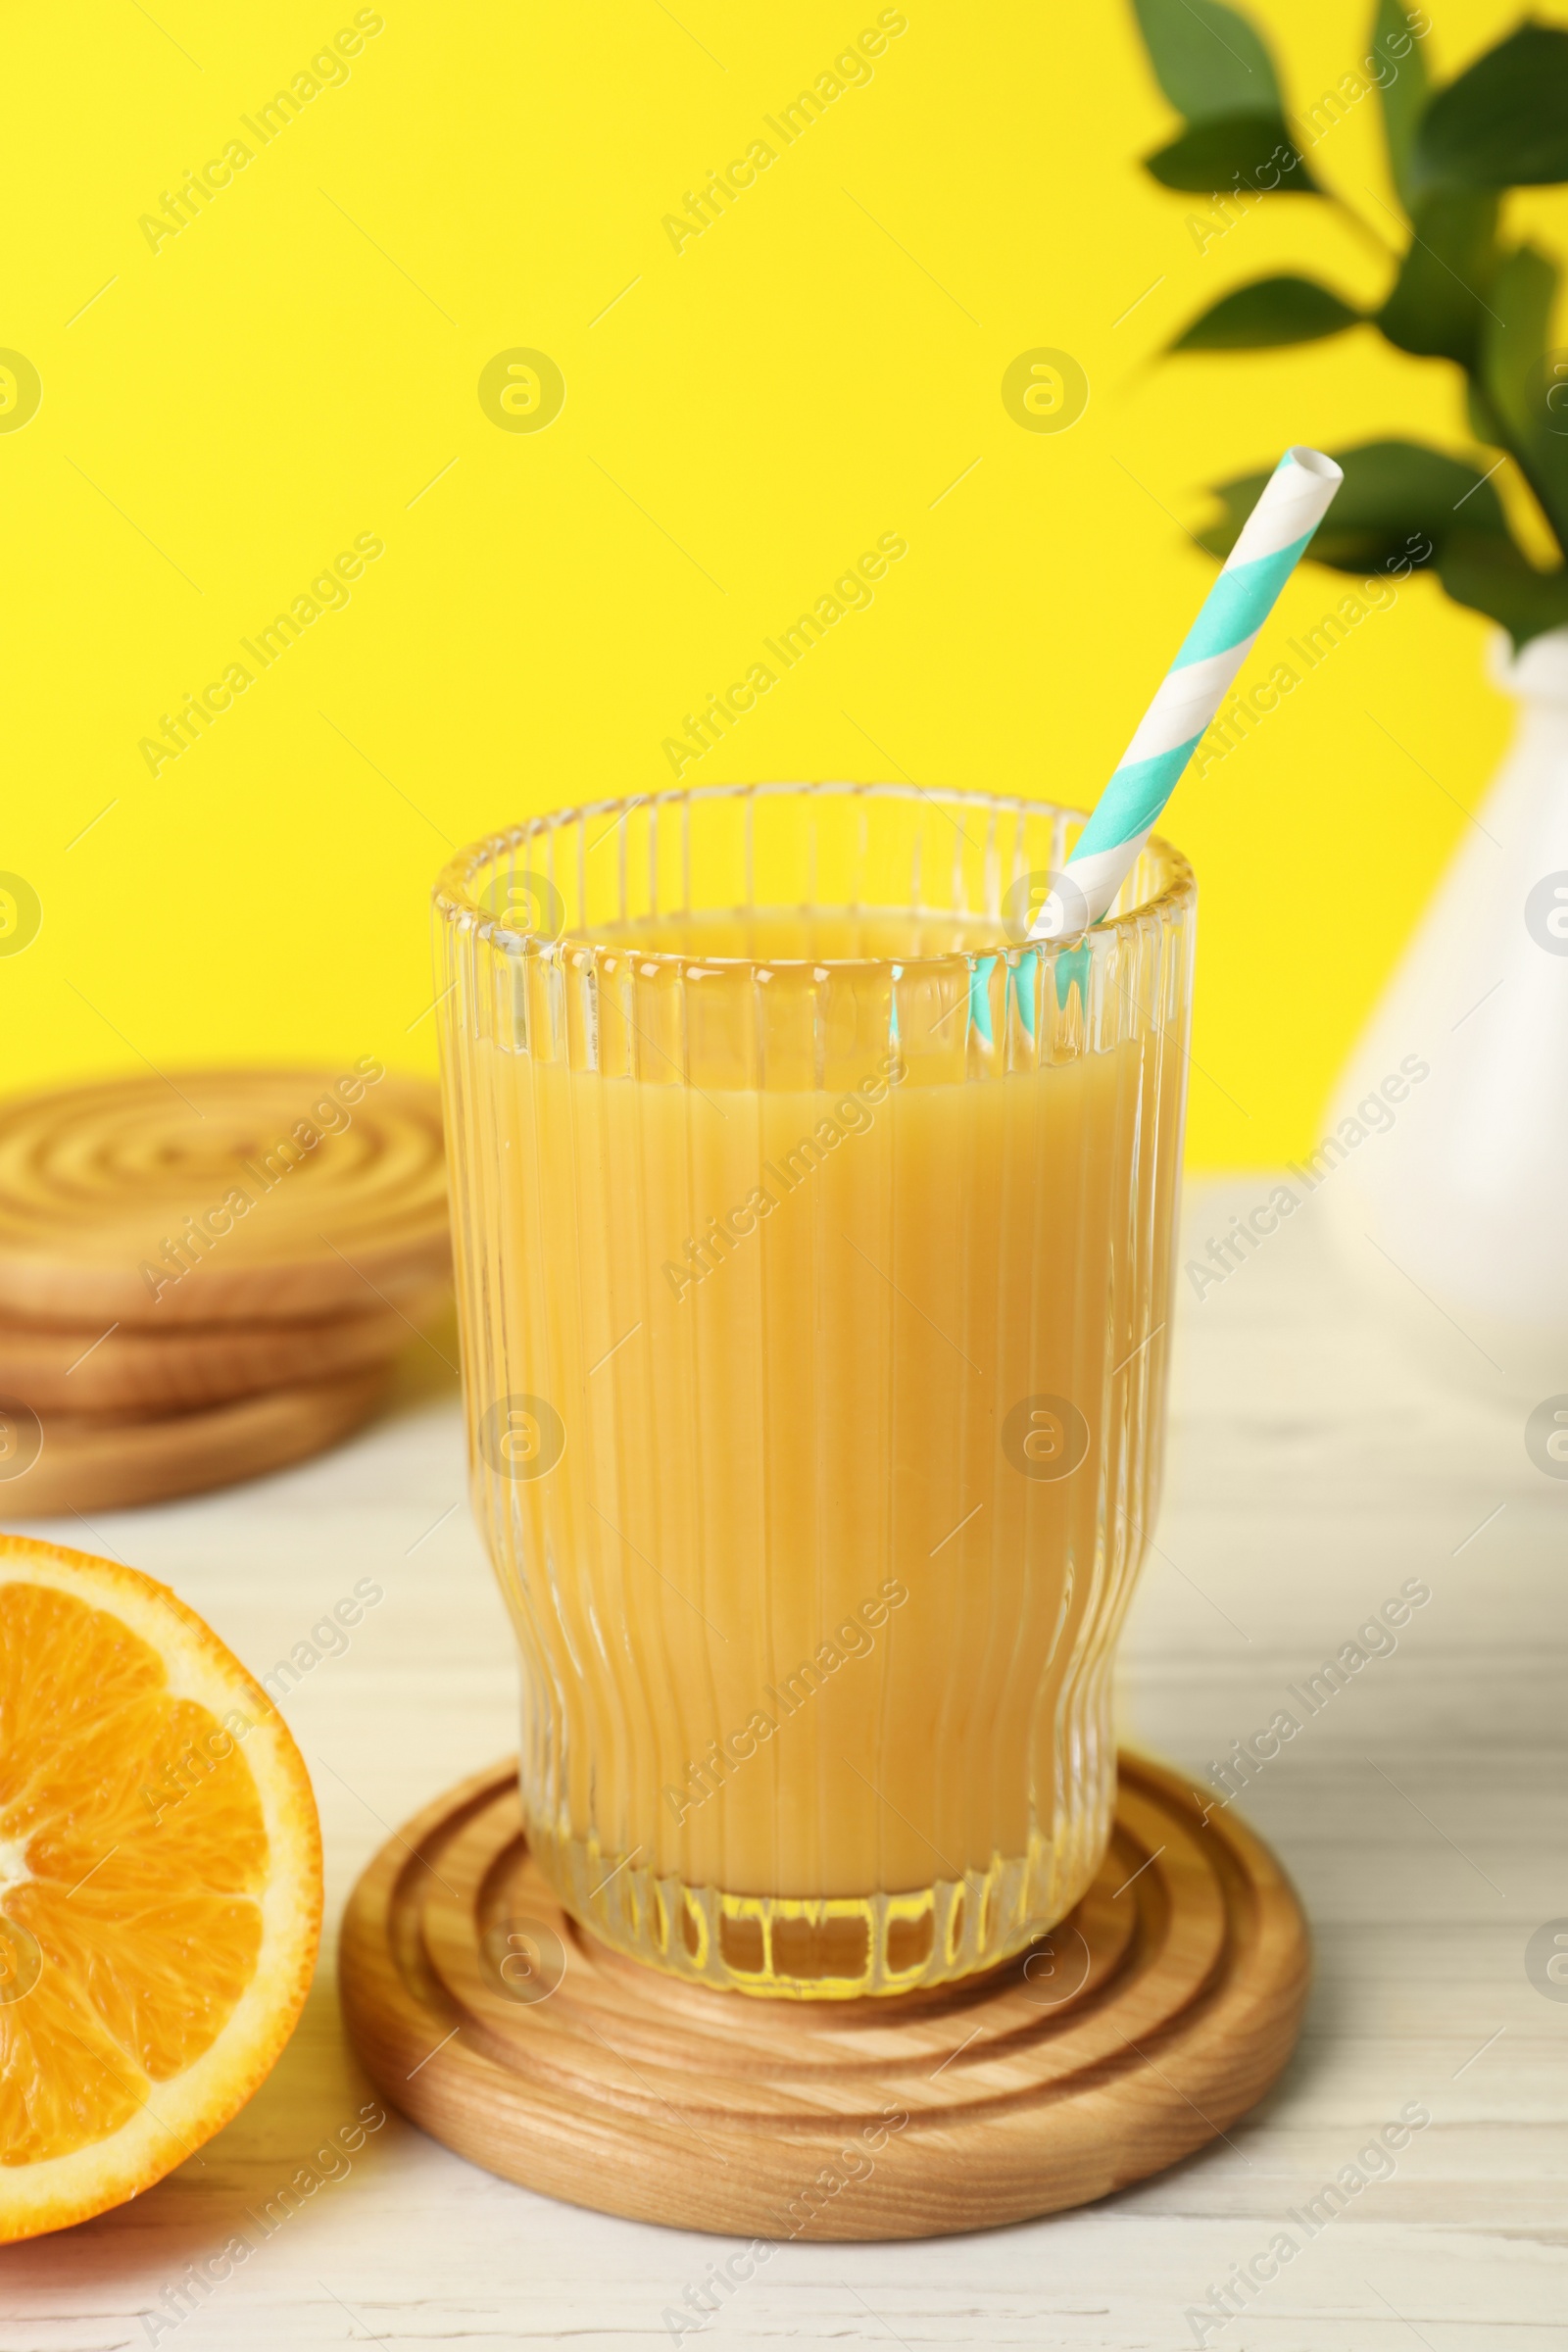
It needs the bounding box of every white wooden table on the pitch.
[5,1179,1564,2351]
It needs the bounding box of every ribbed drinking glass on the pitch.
[434,782,1194,1998]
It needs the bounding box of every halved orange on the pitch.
[0,1534,321,2239]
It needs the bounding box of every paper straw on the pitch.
[1028,445,1344,943]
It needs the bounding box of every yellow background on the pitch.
[4,0,1564,1165]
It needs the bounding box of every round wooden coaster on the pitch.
[0,1364,391,1515]
[0,1283,449,1412]
[339,1753,1309,2239]
[0,1070,449,1328]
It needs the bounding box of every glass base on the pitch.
[531,1823,1103,2000]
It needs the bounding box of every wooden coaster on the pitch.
[339,1753,1309,2239]
[0,1364,391,1515]
[0,1284,449,1412]
[0,1070,449,1328]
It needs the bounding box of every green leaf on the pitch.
[1199,446,1568,643]
[1130,0,1282,122]
[1480,244,1568,555]
[1199,439,1508,571]
[1466,377,1507,448]
[1371,0,1431,211]
[1172,274,1361,350]
[1437,530,1568,647]
[1145,114,1319,193]
[1375,191,1499,367]
[1411,24,1568,191]
[1481,245,1557,444]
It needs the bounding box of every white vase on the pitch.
[1318,624,1568,1403]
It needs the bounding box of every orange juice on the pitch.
[437,790,1193,1997]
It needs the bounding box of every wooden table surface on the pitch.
[4,1180,1564,2351]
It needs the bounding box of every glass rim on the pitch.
[433,779,1196,971]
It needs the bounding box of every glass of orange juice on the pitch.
[434,783,1194,1999]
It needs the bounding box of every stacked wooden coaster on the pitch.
[0,1065,451,1515]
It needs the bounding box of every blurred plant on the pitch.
[1132,0,1568,644]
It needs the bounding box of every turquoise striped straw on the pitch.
[1028,446,1343,945]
